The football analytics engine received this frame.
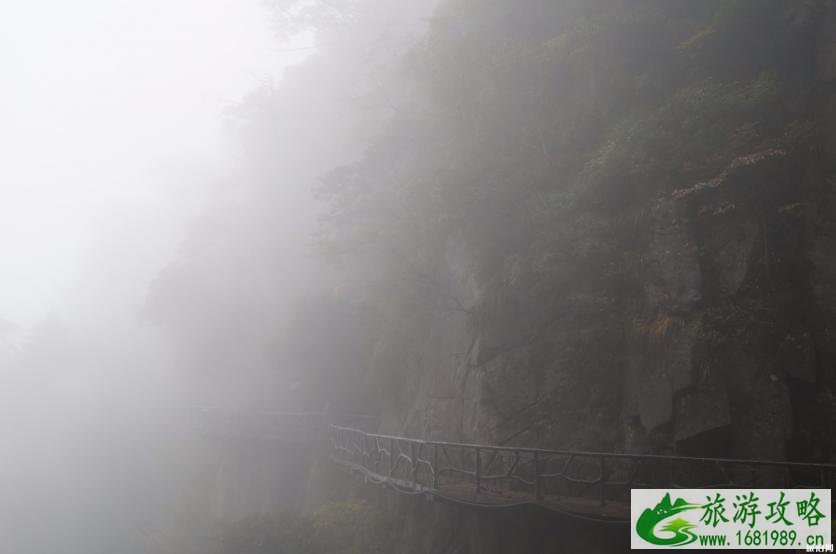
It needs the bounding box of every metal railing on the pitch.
[327,425,836,519]
[197,409,836,520]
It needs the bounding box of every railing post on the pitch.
[363,434,369,470]
[599,457,606,507]
[534,451,542,501]
[475,447,481,495]
[411,442,418,487]
[389,438,395,477]
[433,444,439,489]
[362,434,369,468]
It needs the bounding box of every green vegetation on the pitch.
[313,0,821,403]
[146,0,832,468]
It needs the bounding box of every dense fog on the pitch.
[0,1,436,552]
[4,1,836,552]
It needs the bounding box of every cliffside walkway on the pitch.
[200,409,836,523]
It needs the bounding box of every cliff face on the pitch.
[190,3,836,553]
[813,0,836,449]
[353,0,836,469]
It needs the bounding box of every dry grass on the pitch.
[630,312,684,344]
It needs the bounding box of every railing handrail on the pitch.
[200,409,836,520]
[328,424,836,471]
[327,422,835,519]
[199,409,836,470]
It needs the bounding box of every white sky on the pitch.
[0,0,302,331]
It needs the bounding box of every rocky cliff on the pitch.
[326,0,836,476]
[148,2,836,552]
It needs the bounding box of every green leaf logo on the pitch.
[636,493,700,546]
